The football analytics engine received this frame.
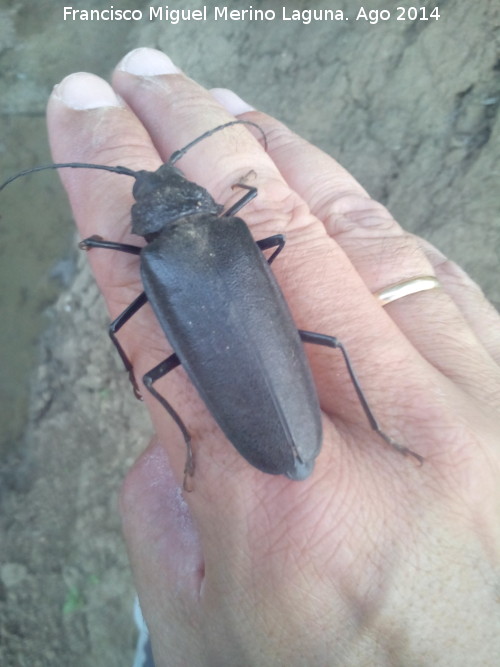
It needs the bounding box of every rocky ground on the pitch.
[0,1,499,665]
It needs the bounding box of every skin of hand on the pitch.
[46,48,500,666]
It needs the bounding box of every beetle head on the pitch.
[131,163,223,240]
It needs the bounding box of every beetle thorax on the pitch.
[131,164,223,239]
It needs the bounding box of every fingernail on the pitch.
[210,88,255,115]
[53,72,122,110]
[117,47,181,76]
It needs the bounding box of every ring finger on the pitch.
[213,101,500,404]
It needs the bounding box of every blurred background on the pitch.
[1,1,498,664]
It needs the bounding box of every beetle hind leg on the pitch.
[143,354,194,490]
[299,330,424,465]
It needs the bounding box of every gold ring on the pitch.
[374,276,440,306]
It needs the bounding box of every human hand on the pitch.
[47,48,500,666]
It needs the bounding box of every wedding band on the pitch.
[374,276,440,306]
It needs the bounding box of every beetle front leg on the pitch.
[79,234,142,255]
[223,182,258,217]
[224,182,286,263]
[143,354,194,490]
[299,330,424,465]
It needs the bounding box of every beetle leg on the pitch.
[79,234,142,255]
[143,354,194,490]
[299,330,424,465]
[79,235,145,396]
[223,183,258,217]
[225,183,286,263]
[108,292,149,399]
[256,234,286,264]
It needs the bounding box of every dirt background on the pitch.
[1,1,499,665]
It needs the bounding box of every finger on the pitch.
[111,51,455,447]
[47,72,161,305]
[212,91,500,404]
[45,65,335,496]
[417,237,500,366]
[47,71,204,482]
[120,439,204,663]
[111,49,295,240]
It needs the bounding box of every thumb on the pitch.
[120,438,204,663]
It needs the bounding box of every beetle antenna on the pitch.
[0,162,138,192]
[0,121,267,191]
[169,120,267,165]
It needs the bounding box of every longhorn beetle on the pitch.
[1,120,423,486]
